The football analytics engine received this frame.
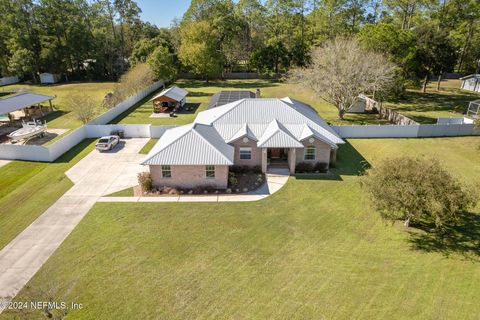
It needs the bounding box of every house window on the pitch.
[304,146,316,160]
[239,147,252,160]
[161,165,171,178]
[206,165,215,178]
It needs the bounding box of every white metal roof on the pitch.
[142,123,234,166]
[257,119,304,148]
[0,92,55,115]
[195,98,344,145]
[150,85,188,102]
[226,123,257,143]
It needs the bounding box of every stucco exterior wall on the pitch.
[294,139,332,165]
[150,165,229,189]
[230,137,262,166]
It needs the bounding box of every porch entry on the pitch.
[267,148,289,167]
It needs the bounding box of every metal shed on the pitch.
[150,86,188,113]
[460,74,480,92]
[39,73,61,84]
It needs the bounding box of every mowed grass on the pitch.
[385,79,480,123]
[138,138,158,154]
[0,139,96,250]
[113,79,390,125]
[4,137,480,320]
[1,82,115,129]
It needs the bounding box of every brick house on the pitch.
[142,97,344,189]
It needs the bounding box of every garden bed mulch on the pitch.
[134,172,265,197]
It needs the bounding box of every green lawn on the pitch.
[112,79,391,125]
[385,79,480,123]
[3,136,479,319]
[138,138,158,154]
[0,139,96,250]
[1,82,115,129]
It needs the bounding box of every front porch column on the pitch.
[288,148,296,174]
[261,148,267,173]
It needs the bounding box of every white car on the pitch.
[96,135,120,151]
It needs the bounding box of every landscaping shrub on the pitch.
[252,165,262,173]
[228,172,238,186]
[137,172,153,192]
[230,165,260,174]
[314,162,329,173]
[295,162,314,173]
[296,162,328,173]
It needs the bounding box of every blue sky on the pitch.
[136,0,191,28]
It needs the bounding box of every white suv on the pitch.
[96,135,120,151]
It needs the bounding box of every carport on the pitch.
[0,92,55,122]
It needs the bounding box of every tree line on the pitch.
[1,0,479,86]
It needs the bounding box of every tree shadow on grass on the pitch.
[386,89,477,123]
[39,110,69,123]
[178,103,201,114]
[408,212,480,261]
[187,91,212,97]
[296,141,371,181]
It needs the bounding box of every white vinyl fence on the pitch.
[0,81,165,162]
[333,123,479,138]
[90,81,164,125]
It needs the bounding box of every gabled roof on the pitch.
[142,123,234,166]
[0,92,54,115]
[226,123,257,143]
[299,124,338,149]
[150,85,188,102]
[195,98,344,146]
[257,119,304,148]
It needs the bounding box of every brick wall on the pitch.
[150,165,229,189]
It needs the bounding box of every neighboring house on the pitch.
[208,90,258,109]
[150,86,188,113]
[142,97,344,189]
[39,73,61,84]
[460,74,480,92]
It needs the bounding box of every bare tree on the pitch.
[67,93,98,125]
[289,37,396,119]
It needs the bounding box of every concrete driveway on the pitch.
[0,138,148,310]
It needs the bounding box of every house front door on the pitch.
[270,148,281,158]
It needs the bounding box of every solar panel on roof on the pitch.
[207,90,256,109]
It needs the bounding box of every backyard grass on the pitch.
[138,138,158,154]
[1,82,115,129]
[0,139,96,250]
[112,79,391,126]
[385,79,480,123]
[4,136,479,320]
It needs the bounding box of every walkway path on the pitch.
[0,138,148,311]
[98,168,290,203]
